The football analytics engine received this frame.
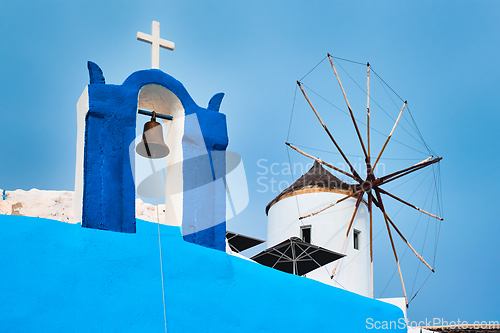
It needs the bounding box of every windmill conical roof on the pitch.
[265,161,357,215]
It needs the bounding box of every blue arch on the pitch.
[83,63,228,251]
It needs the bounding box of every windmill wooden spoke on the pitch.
[297,81,363,182]
[382,207,409,307]
[330,194,363,279]
[378,156,434,184]
[372,101,407,170]
[365,62,375,184]
[368,192,374,298]
[369,191,436,272]
[379,157,442,187]
[370,192,380,208]
[378,188,443,221]
[299,189,362,220]
[382,210,435,273]
[367,63,371,161]
[345,194,364,238]
[328,54,368,159]
[375,189,408,307]
[285,142,357,181]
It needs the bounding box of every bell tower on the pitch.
[73,22,229,251]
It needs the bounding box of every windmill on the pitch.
[285,54,443,308]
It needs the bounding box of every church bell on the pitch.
[136,111,170,159]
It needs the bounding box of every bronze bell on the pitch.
[136,111,170,159]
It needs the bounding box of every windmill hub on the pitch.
[360,180,373,192]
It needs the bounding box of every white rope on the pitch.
[152,158,168,333]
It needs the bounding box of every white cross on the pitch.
[137,21,175,69]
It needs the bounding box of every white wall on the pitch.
[73,87,88,223]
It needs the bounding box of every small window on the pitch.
[353,229,361,250]
[301,225,312,243]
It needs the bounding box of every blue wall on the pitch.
[83,63,228,250]
[0,215,406,332]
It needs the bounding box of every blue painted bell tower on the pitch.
[74,39,229,251]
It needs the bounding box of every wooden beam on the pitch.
[379,156,433,184]
[285,142,356,181]
[328,54,368,159]
[346,194,364,237]
[368,192,374,298]
[367,62,371,161]
[375,189,408,307]
[330,195,363,279]
[373,101,407,169]
[365,63,375,184]
[383,211,435,273]
[379,157,442,187]
[299,190,362,220]
[378,188,443,221]
[297,81,363,182]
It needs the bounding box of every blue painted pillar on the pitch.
[83,83,137,233]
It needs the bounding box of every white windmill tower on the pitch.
[266,161,371,297]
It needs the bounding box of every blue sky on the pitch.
[1,0,499,324]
